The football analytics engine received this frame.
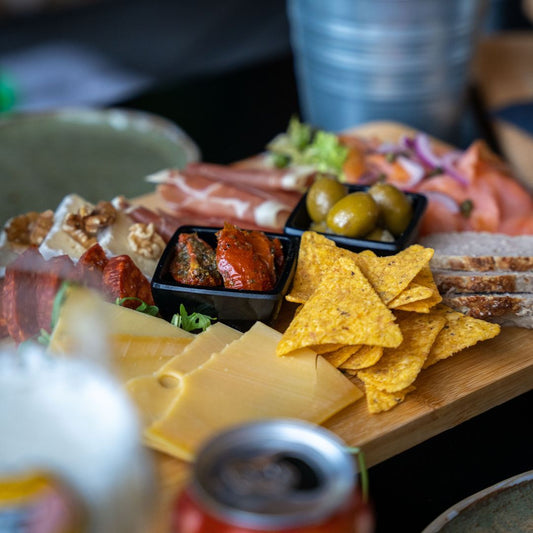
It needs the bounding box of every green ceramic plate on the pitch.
[422,470,533,532]
[0,108,200,222]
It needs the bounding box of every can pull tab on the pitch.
[217,453,320,497]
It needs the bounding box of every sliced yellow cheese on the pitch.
[102,301,194,339]
[126,375,178,426]
[145,321,363,461]
[125,322,242,425]
[110,335,192,382]
[157,321,242,379]
[48,285,194,356]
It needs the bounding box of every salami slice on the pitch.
[102,255,154,308]
[3,247,43,342]
[0,278,8,338]
[36,254,76,331]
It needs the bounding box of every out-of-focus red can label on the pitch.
[173,485,371,533]
[170,420,374,533]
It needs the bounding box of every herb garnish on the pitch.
[115,296,159,316]
[171,304,216,333]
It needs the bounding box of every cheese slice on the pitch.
[145,321,363,461]
[126,375,178,426]
[157,321,242,379]
[125,322,242,426]
[102,302,194,339]
[110,334,192,382]
[39,193,93,262]
[48,286,194,357]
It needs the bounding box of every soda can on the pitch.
[172,419,369,532]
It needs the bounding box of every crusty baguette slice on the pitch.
[420,232,533,272]
[442,292,533,328]
[433,269,533,294]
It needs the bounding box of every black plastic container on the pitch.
[284,184,427,255]
[151,226,298,331]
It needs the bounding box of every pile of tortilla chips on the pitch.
[277,232,501,414]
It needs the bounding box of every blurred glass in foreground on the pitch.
[287,0,487,141]
[0,341,155,532]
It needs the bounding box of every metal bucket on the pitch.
[288,0,487,140]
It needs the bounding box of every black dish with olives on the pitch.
[284,181,427,256]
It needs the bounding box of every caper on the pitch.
[368,183,413,236]
[306,176,347,223]
[326,192,379,238]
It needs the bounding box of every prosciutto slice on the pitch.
[148,170,300,231]
[183,161,315,192]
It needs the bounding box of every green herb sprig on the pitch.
[115,297,159,316]
[171,304,216,333]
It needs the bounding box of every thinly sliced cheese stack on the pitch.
[131,322,363,462]
[126,322,242,426]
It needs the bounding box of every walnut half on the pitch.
[128,223,165,259]
[5,210,54,246]
[62,201,117,249]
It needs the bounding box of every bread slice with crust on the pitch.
[433,269,533,294]
[441,292,533,328]
[420,232,533,272]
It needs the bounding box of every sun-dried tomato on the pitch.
[170,233,222,287]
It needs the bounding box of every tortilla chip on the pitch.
[423,305,501,368]
[322,345,361,367]
[392,300,433,313]
[355,245,434,304]
[285,231,339,304]
[357,311,446,392]
[387,282,434,309]
[340,345,383,371]
[277,256,403,356]
[365,384,416,414]
[310,343,345,355]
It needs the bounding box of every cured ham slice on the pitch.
[148,170,300,231]
[183,162,315,192]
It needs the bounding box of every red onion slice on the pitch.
[413,133,441,168]
[396,156,425,188]
[440,151,469,186]
[424,191,460,214]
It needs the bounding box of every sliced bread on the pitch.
[420,232,533,271]
[441,292,533,328]
[433,269,533,294]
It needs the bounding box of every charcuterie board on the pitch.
[143,122,533,533]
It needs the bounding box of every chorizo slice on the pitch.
[76,242,109,290]
[102,255,154,309]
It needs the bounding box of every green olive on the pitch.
[306,176,347,223]
[365,227,395,243]
[326,192,379,238]
[309,220,331,233]
[368,183,413,236]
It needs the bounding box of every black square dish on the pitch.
[151,226,298,331]
[284,184,427,255]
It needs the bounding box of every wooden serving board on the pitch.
[141,122,533,532]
